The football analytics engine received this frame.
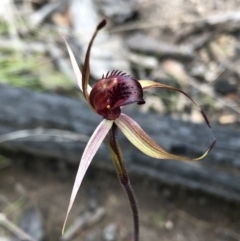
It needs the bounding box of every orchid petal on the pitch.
[115,113,215,161]
[139,80,201,110]
[62,34,92,94]
[62,118,113,233]
[139,80,215,130]
[82,19,106,103]
[89,71,145,120]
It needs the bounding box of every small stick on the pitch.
[0,213,38,241]
[0,128,89,143]
[60,207,105,241]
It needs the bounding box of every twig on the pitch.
[124,51,158,69]
[0,38,46,53]
[163,60,240,115]
[126,34,194,60]
[2,0,23,51]
[177,11,240,41]
[60,207,105,241]
[177,210,213,229]
[29,0,68,27]
[2,197,27,216]
[109,11,240,34]
[0,128,89,143]
[185,76,240,115]
[0,213,38,241]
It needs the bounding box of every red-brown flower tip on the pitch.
[97,19,107,30]
[90,70,145,120]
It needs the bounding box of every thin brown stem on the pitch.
[122,180,139,241]
[107,124,139,241]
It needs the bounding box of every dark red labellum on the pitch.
[90,70,145,120]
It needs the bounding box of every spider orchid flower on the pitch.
[62,19,216,235]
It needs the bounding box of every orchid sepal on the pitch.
[82,19,106,103]
[62,34,92,95]
[62,118,113,234]
[115,113,215,161]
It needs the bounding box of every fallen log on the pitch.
[125,34,194,60]
[0,84,240,202]
[176,11,240,42]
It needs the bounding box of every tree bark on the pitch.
[0,84,240,202]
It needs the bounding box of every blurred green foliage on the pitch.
[0,48,74,91]
[0,20,8,35]
[0,19,74,92]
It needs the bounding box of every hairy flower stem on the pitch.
[107,123,139,241]
[122,178,139,241]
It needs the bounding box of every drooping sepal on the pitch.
[62,119,113,234]
[115,113,216,161]
[90,71,145,120]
